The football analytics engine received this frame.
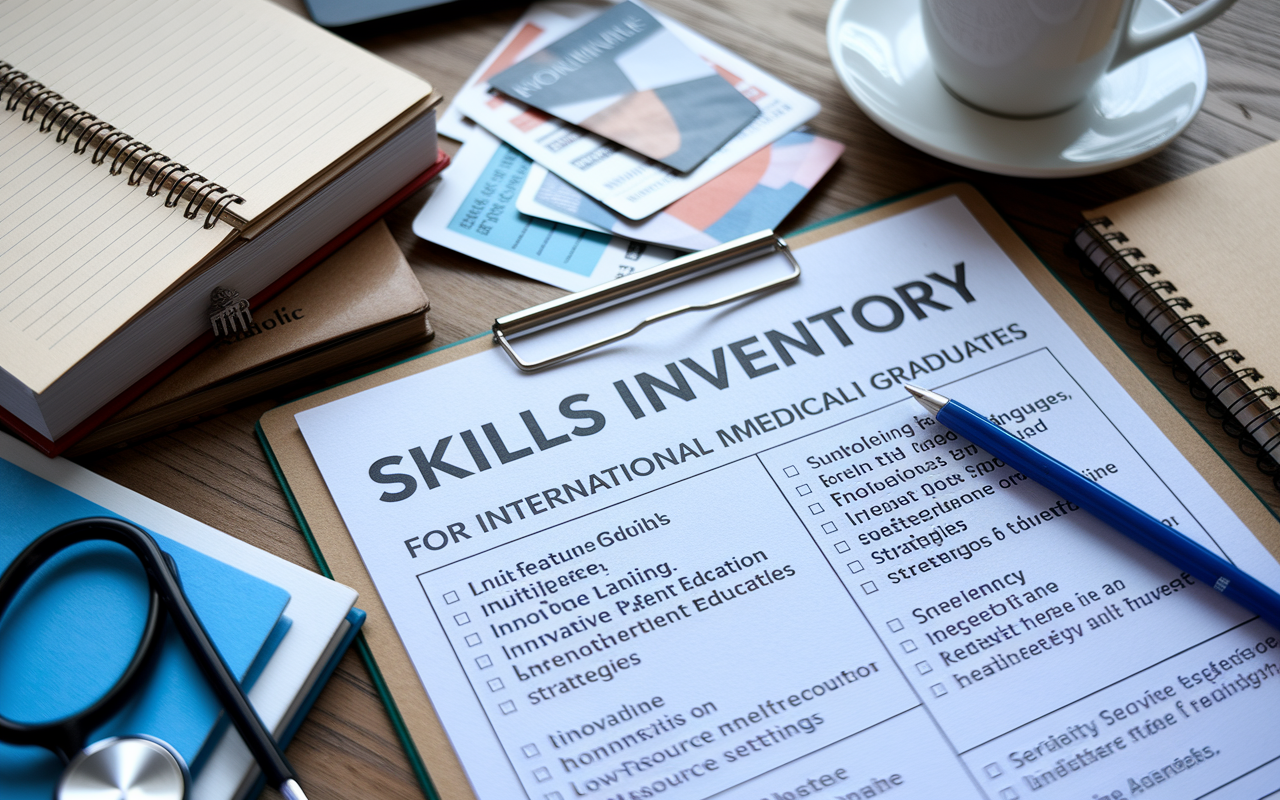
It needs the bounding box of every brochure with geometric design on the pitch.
[488,1,759,173]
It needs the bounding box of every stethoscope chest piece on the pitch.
[1,518,300,800]
[56,735,189,800]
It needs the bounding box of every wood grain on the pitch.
[72,1,1280,798]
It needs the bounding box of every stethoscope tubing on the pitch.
[0,517,166,762]
[0,517,297,790]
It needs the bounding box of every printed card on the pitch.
[411,127,678,292]
[486,1,759,173]
[453,0,819,220]
[516,129,845,251]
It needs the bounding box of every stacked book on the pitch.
[0,0,446,456]
[414,0,844,291]
[65,222,433,456]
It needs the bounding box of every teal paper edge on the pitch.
[280,608,365,748]
[193,615,293,777]
[242,608,366,800]
[784,183,935,238]
[256,426,440,800]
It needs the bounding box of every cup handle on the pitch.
[1111,0,1239,70]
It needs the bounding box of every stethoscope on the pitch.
[0,517,308,800]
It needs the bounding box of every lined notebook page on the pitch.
[0,116,227,394]
[0,0,433,222]
[0,0,434,394]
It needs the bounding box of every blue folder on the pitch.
[0,458,291,798]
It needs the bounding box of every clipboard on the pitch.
[256,184,1280,800]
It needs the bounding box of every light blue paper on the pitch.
[0,459,290,798]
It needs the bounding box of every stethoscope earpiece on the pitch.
[56,735,189,800]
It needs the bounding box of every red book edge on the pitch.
[3,149,451,458]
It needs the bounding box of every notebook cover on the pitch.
[1080,141,1280,470]
[0,428,361,800]
[0,150,450,459]
[0,458,291,799]
[1084,142,1280,381]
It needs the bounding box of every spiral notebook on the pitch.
[1073,140,1280,484]
[0,0,443,453]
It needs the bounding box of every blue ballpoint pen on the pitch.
[905,384,1280,632]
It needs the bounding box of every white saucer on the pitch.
[826,0,1208,177]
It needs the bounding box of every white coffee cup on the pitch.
[921,0,1238,117]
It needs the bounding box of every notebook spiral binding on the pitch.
[0,61,244,229]
[1070,218,1280,490]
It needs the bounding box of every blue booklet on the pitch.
[0,458,291,798]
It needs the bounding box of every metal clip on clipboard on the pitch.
[493,230,801,372]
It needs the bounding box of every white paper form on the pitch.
[296,195,1280,800]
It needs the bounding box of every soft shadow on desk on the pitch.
[319,0,526,40]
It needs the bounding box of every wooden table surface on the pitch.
[75,1,1280,798]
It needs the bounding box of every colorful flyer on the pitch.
[516,129,845,251]
[411,128,678,292]
[486,1,759,173]
[453,0,819,220]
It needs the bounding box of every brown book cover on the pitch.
[69,221,431,455]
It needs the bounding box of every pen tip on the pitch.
[905,385,947,416]
[281,779,308,800]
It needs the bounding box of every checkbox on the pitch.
[930,683,948,697]
[808,503,824,515]
[453,612,470,625]
[476,655,493,669]
[985,763,1002,778]
[834,541,851,553]
[821,521,837,534]
[488,677,505,692]
[915,661,932,675]
[901,639,917,653]
[465,633,482,647]
[534,767,552,782]
[500,700,517,714]
[846,560,864,574]
[861,581,878,595]
[797,484,812,496]
[1000,788,1019,800]
[783,465,799,477]
[886,618,903,632]
[522,744,540,758]
[443,590,460,604]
